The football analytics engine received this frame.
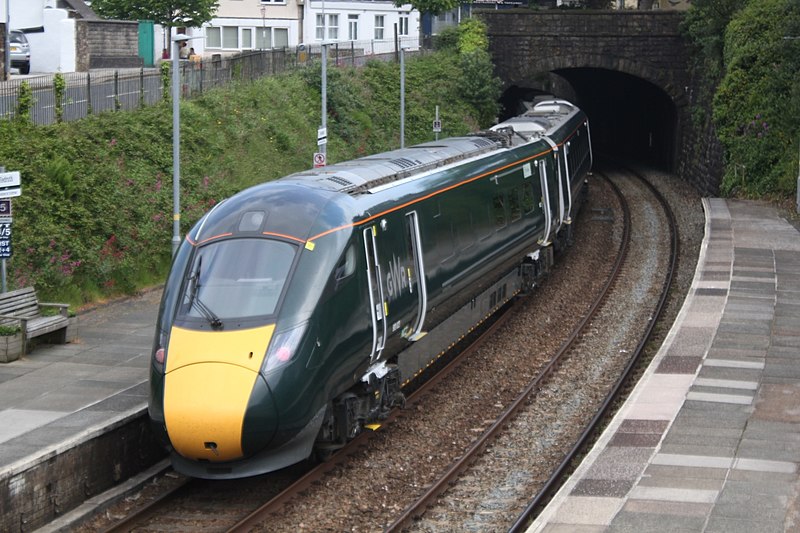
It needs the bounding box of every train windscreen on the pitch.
[178,238,297,322]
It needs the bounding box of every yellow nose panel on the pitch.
[164,325,274,461]
[165,325,275,374]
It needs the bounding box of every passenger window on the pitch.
[493,194,506,229]
[521,184,535,214]
[509,189,522,222]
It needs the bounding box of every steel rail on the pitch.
[99,469,192,533]
[507,166,679,532]
[383,172,632,532]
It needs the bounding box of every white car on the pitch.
[10,30,30,75]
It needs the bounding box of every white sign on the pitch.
[313,152,326,168]
[432,119,442,133]
[0,171,20,188]
[0,188,21,199]
[317,127,327,146]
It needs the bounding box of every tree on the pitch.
[89,0,219,29]
[394,0,459,17]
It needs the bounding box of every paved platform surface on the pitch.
[531,199,800,532]
[0,289,159,477]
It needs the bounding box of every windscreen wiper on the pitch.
[188,257,224,330]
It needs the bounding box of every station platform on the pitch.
[531,199,800,532]
[0,289,163,532]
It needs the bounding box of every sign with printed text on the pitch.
[0,171,20,188]
[0,199,11,217]
[0,222,12,259]
[0,187,21,198]
[317,127,327,146]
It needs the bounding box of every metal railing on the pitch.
[0,36,422,125]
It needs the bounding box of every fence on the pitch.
[0,36,422,125]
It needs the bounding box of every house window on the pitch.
[207,27,221,48]
[374,15,385,40]
[316,14,325,40]
[274,28,288,47]
[399,14,409,36]
[222,26,239,48]
[256,27,272,48]
[327,14,339,40]
[316,14,339,41]
[206,26,241,49]
[348,14,358,41]
[242,28,253,49]
[255,27,289,49]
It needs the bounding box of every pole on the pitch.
[435,105,439,141]
[400,46,405,149]
[796,138,800,214]
[4,0,10,80]
[321,42,327,162]
[172,36,181,257]
[0,165,5,293]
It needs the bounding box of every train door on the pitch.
[537,158,553,246]
[363,212,428,364]
[404,211,427,341]
[363,226,387,363]
[562,142,573,223]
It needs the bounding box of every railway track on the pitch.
[82,166,688,532]
[394,165,678,532]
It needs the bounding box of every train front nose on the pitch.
[163,325,277,462]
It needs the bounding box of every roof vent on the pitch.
[325,175,354,187]
[389,158,419,169]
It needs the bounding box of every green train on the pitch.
[148,99,592,478]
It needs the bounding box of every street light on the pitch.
[171,32,201,257]
[5,0,10,80]
[261,6,266,50]
[399,42,410,149]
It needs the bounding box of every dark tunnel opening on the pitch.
[499,68,678,171]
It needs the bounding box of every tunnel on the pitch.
[499,68,678,171]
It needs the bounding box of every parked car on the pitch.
[10,30,30,75]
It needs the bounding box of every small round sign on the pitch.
[313,152,326,167]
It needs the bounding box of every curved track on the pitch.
[83,166,685,533]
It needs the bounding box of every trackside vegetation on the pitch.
[682,0,800,198]
[0,24,500,306]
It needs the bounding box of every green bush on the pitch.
[713,0,800,196]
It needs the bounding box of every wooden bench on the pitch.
[0,287,72,351]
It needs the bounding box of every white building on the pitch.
[303,0,418,52]
[1,0,82,73]
[188,0,419,58]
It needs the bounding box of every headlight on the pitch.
[262,322,307,374]
[152,330,170,373]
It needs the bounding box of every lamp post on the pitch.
[399,43,409,148]
[4,0,10,80]
[171,33,201,257]
[261,6,266,50]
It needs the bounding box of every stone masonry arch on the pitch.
[478,9,700,179]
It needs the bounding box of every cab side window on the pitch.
[334,245,356,288]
